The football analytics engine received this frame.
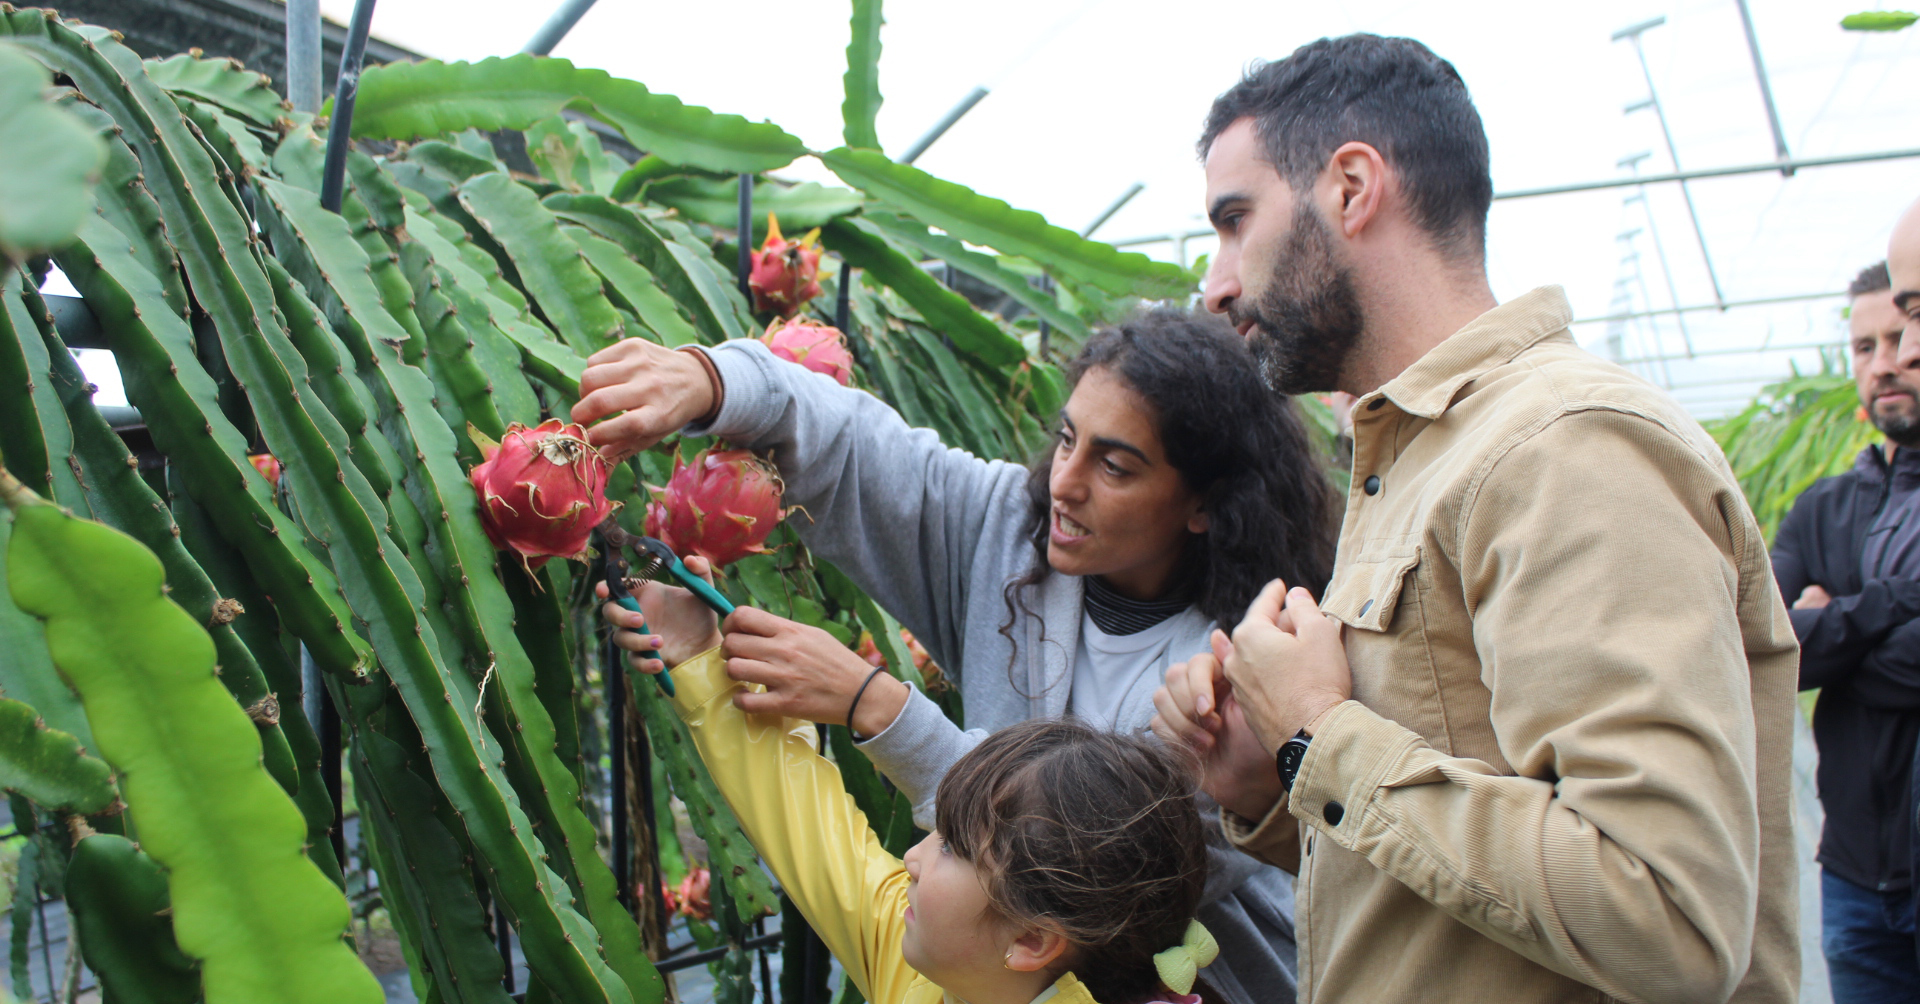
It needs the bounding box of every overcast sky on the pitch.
[294,0,1920,415]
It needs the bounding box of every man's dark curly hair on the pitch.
[1199,33,1493,263]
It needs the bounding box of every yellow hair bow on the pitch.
[1151,920,1219,996]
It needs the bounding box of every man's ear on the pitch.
[1004,925,1073,975]
[1326,141,1389,240]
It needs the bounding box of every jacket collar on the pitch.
[1361,286,1574,421]
[1854,442,1920,486]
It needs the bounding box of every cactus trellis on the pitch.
[0,1,1215,1000]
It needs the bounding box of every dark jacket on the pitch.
[1772,444,1920,892]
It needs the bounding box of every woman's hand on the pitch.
[597,555,724,676]
[721,606,909,736]
[1152,632,1285,821]
[571,338,717,464]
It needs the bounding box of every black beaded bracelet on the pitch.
[846,666,890,742]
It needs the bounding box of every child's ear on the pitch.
[1003,926,1072,974]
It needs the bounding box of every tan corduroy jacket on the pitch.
[1225,287,1800,1004]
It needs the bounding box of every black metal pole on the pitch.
[757,918,774,1004]
[834,259,852,333]
[607,637,630,909]
[634,711,670,939]
[322,698,344,866]
[736,174,754,301]
[498,904,516,993]
[319,0,378,214]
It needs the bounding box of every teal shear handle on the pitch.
[641,538,737,617]
[604,559,674,697]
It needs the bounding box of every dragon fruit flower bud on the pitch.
[747,213,823,317]
[470,419,614,569]
[644,448,785,568]
[760,318,855,387]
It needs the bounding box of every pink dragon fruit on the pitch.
[470,419,614,569]
[760,318,855,386]
[747,214,822,317]
[644,448,784,567]
[247,452,282,486]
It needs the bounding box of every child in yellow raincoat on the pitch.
[601,566,1221,1004]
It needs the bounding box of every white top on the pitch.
[1067,609,1213,733]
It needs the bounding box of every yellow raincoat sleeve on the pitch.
[667,647,922,1004]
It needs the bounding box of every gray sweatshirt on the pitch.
[690,340,1297,1003]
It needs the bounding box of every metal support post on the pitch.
[522,0,600,56]
[1614,17,1727,310]
[899,86,989,165]
[1731,0,1794,176]
[1618,152,1693,357]
[319,0,378,214]
[285,0,323,113]
[834,258,853,333]
[737,174,755,301]
[607,637,629,909]
[1080,182,1144,239]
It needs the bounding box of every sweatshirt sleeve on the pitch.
[666,647,920,1004]
[1290,410,1780,1004]
[852,686,987,830]
[685,340,1034,680]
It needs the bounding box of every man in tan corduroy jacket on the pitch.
[1151,35,1800,1004]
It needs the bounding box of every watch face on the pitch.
[1277,737,1310,789]
[1280,744,1306,772]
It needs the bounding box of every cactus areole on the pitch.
[747,213,822,317]
[761,318,855,387]
[644,448,784,567]
[470,420,614,568]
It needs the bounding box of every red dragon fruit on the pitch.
[247,452,282,486]
[470,419,614,569]
[747,214,822,317]
[662,867,712,921]
[760,318,854,387]
[644,448,784,567]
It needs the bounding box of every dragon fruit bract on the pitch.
[747,213,822,318]
[760,318,855,387]
[644,448,784,567]
[470,419,613,569]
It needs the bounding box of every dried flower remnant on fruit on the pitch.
[747,214,822,317]
[470,420,615,569]
[760,318,854,386]
[644,448,784,567]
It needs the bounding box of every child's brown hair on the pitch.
[936,718,1209,1004]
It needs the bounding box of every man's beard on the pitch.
[1866,376,1920,447]
[1233,202,1365,395]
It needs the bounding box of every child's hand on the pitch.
[596,555,724,676]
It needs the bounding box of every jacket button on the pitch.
[1359,599,1373,616]
[1363,475,1381,495]
[1367,398,1386,411]
[1324,801,1345,825]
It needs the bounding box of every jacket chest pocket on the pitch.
[1322,546,1421,631]
[1321,546,1453,745]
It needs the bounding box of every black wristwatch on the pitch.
[1275,731,1312,793]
